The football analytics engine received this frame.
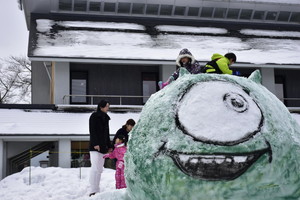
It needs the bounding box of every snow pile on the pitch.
[0,167,117,200]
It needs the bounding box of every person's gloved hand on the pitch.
[103,154,109,159]
[117,161,124,169]
[158,81,169,89]
[233,71,241,76]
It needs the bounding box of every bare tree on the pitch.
[0,56,31,104]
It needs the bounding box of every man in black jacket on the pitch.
[88,100,113,197]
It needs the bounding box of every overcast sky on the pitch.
[0,0,29,59]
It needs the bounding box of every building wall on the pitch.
[70,63,159,105]
[31,61,51,104]
[54,62,70,104]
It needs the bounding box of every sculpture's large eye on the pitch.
[224,93,248,113]
[176,81,263,146]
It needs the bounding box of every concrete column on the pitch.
[260,68,276,95]
[0,140,3,180]
[54,62,70,104]
[58,139,71,168]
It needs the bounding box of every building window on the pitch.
[227,8,240,19]
[146,4,159,15]
[240,9,253,20]
[201,7,214,18]
[277,11,291,21]
[74,0,87,12]
[132,3,145,14]
[266,11,278,21]
[214,8,227,18]
[290,12,300,23]
[104,2,115,12]
[71,71,88,104]
[71,141,90,168]
[174,6,186,16]
[118,2,131,14]
[160,5,173,16]
[89,1,101,12]
[253,11,265,20]
[187,7,199,16]
[59,0,72,11]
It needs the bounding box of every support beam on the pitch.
[58,139,71,168]
[0,140,3,180]
[50,61,55,104]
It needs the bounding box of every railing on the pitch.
[62,94,150,105]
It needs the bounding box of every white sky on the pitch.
[0,0,28,59]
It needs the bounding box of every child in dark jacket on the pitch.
[103,134,127,189]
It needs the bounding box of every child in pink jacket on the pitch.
[103,134,127,189]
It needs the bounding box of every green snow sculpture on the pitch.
[125,69,300,200]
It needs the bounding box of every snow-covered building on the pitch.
[1,0,300,180]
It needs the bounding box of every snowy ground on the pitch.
[1,113,300,200]
[0,167,117,200]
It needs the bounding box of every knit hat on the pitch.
[176,48,196,67]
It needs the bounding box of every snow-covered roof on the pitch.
[0,108,140,137]
[30,19,300,65]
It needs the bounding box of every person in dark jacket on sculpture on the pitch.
[89,100,113,197]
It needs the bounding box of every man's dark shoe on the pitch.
[89,193,96,197]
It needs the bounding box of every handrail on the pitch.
[63,94,150,105]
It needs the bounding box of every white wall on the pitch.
[54,62,70,104]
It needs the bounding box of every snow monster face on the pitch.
[125,69,300,200]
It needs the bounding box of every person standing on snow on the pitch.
[103,134,127,189]
[203,52,238,75]
[159,48,202,89]
[88,100,113,197]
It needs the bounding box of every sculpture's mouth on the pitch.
[154,141,272,181]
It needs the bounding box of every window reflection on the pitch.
[188,7,199,16]
[214,8,227,18]
[227,8,240,19]
[132,3,145,14]
[201,7,214,18]
[104,2,115,12]
[146,4,159,15]
[240,9,253,20]
[278,11,291,21]
[253,11,265,20]
[160,5,173,16]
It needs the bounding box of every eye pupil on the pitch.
[224,93,248,113]
[231,98,244,108]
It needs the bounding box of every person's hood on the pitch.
[176,48,196,67]
[211,53,224,60]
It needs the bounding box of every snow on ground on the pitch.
[0,167,116,200]
[0,114,299,200]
